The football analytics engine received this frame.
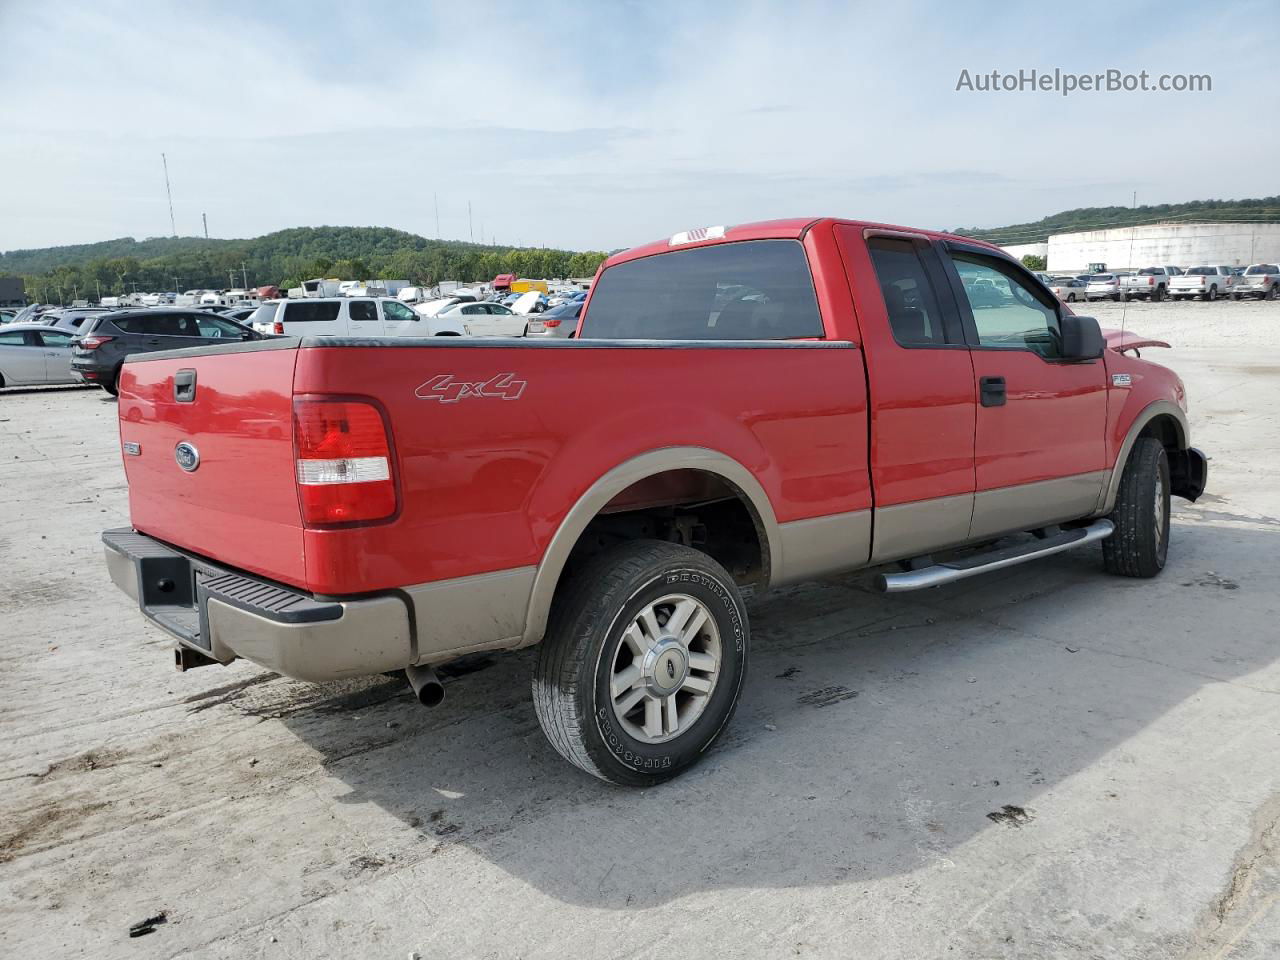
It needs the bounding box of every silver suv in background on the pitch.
[1234,264,1280,300]
[1085,273,1126,301]
[1170,266,1235,301]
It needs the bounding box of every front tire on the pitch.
[1103,437,1170,578]
[533,540,748,786]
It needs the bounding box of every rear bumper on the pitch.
[103,528,412,681]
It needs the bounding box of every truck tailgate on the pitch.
[117,344,307,588]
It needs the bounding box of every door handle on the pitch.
[980,376,1007,407]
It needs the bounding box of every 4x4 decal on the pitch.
[415,373,527,403]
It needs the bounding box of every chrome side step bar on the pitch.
[875,519,1115,593]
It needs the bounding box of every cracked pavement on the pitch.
[0,298,1277,958]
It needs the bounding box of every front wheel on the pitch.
[533,540,748,786]
[1103,437,1170,578]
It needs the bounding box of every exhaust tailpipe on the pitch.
[405,664,445,707]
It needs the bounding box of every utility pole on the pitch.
[1132,190,1137,208]
[468,200,474,242]
[202,212,209,239]
[434,194,440,238]
[172,277,183,293]
[241,262,249,289]
[95,279,101,302]
[162,153,177,236]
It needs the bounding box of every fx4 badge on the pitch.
[415,373,527,403]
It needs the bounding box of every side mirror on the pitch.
[1060,314,1104,360]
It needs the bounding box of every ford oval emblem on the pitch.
[174,442,200,472]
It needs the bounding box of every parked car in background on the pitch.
[1047,277,1089,302]
[0,309,19,324]
[525,299,583,337]
[71,309,263,395]
[250,297,465,339]
[547,289,588,308]
[1170,266,1235,301]
[1234,263,1280,300]
[435,301,527,337]
[1085,273,1125,301]
[0,324,82,388]
[35,307,114,333]
[1121,267,1178,301]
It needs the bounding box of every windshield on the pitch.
[1089,275,1116,282]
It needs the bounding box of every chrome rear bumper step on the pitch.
[875,519,1115,593]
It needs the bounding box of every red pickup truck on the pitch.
[104,217,1206,785]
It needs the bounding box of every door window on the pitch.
[950,253,1062,358]
[382,301,417,322]
[349,301,378,322]
[36,330,75,346]
[0,330,29,345]
[193,315,246,338]
[281,301,341,323]
[866,238,950,346]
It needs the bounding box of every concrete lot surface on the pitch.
[1,298,1278,959]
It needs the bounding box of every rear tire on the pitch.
[532,540,748,786]
[1269,286,1279,301]
[1206,285,1218,302]
[1103,437,1170,578]
[101,369,120,397]
[1153,286,1165,302]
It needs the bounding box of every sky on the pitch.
[2,0,1278,253]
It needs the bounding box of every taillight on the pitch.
[1148,277,1155,285]
[273,320,284,335]
[293,398,396,525]
[543,318,562,328]
[79,335,115,350]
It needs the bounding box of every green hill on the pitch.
[0,226,607,302]
[954,195,1280,245]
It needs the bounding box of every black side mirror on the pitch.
[1060,314,1104,360]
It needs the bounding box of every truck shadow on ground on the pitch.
[276,517,1277,909]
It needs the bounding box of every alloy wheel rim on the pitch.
[609,593,722,744]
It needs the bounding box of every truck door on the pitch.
[348,299,385,335]
[939,243,1108,538]
[837,227,977,563]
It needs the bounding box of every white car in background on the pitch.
[1233,263,1280,300]
[249,297,465,337]
[1084,273,1126,301]
[1047,277,1089,302]
[1170,266,1235,301]
[435,300,527,337]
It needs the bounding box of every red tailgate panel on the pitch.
[119,348,307,587]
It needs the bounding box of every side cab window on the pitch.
[945,248,1063,359]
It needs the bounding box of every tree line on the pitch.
[0,226,610,303]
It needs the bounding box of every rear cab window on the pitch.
[281,301,341,324]
[866,237,958,346]
[581,240,824,340]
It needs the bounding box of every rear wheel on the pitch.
[533,540,748,786]
[1066,293,1077,303]
[1269,285,1279,301]
[1153,285,1165,302]
[101,368,121,397]
[1206,285,1218,302]
[1103,437,1170,578]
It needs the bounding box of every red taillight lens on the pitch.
[543,318,562,328]
[293,398,396,525]
[272,320,284,335]
[80,335,115,350]
[1148,277,1155,285]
